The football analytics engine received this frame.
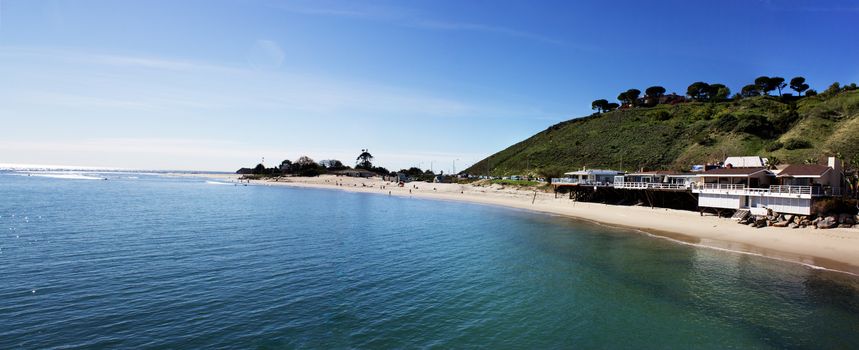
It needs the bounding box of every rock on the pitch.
[754,217,768,228]
[839,224,853,228]
[838,214,849,224]
[785,214,795,223]
[772,220,789,227]
[789,223,798,229]
[817,216,838,229]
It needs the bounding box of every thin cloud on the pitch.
[271,2,567,46]
[1,47,565,120]
[409,20,564,45]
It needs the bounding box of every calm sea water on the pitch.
[1,173,859,349]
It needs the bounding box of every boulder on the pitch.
[772,220,789,227]
[784,214,795,223]
[817,216,838,229]
[839,224,853,229]
[788,223,799,229]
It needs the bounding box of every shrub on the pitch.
[650,110,671,121]
[734,115,775,138]
[714,114,738,132]
[694,133,716,146]
[764,141,783,152]
[784,138,812,150]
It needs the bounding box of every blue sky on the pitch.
[1,0,858,171]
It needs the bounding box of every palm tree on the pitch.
[766,156,781,170]
[356,149,374,169]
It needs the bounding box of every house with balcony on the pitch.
[552,169,623,186]
[613,170,697,190]
[693,157,843,216]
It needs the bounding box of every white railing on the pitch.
[768,185,812,195]
[614,182,690,190]
[693,184,841,197]
[550,178,612,186]
[693,183,746,191]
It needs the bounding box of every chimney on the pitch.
[828,156,841,171]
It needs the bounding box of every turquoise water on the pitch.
[1,173,859,349]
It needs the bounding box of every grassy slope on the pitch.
[465,91,859,176]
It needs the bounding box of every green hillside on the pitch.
[465,90,859,177]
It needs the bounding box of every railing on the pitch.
[693,184,842,197]
[550,178,612,186]
[614,182,690,190]
[692,183,746,191]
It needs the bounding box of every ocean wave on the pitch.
[205,180,232,185]
[21,172,105,180]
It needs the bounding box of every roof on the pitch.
[723,156,768,168]
[564,169,623,176]
[697,167,769,177]
[777,164,831,178]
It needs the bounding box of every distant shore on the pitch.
[196,173,859,276]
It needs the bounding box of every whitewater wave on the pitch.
[205,180,232,185]
[11,172,105,180]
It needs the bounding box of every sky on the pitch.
[1,0,858,172]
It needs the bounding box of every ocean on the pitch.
[1,172,858,349]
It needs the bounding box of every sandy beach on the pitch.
[200,173,859,275]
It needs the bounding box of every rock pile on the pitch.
[736,211,857,229]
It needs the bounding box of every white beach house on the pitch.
[553,169,623,186]
[693,157,843,215]
[613,170,697,190]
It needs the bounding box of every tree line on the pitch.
[591,76,858,113]
[237,149,391,177]
[236,149,450,180]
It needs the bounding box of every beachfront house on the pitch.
[693,157,843,216]
[554,169,623,186]
[613,170,697,190]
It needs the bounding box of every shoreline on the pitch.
[201,174,859,276]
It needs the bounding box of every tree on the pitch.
[645,86,666,98]
[293,156,321,176]
[741,84,760,97]
[279,159,293,173]
[591,99,609,113]
[253,163,266,174]
[805,89,818,97]
[625,88,641,106]
[708,83,730,101]
[356,149,373,169]
[320,159,345,170]
[644,86,666,105]
[770,77,786,96]
[687,81,711,101]
[789,77,809,96]
[822,82,842,97]
[617,91,629,106]
[605,102,620,111]
[755,76,774,95]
